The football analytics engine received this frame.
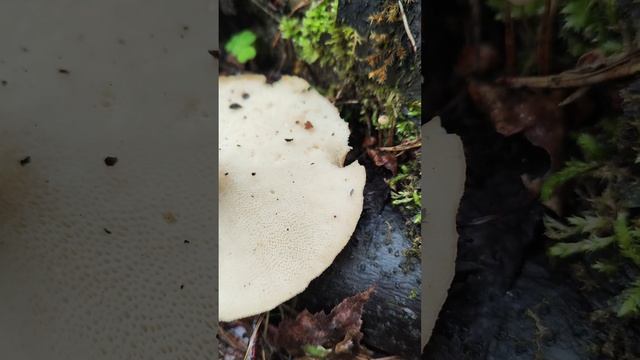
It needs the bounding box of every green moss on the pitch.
[559,0,622,56]
[618,279,640,317]
[390,160,421,224]
[280,0,360,77]
[545,118,640,318]
[541,160,597,200]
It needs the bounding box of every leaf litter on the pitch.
[219,286,401,360]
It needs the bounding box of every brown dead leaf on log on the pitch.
[366,149,398,175]
[273,286,376,358]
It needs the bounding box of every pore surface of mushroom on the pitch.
[219,74,366,321]
[0,1,216,359]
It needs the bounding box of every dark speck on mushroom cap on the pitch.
[104,156,118,166]
[19,156,31,166]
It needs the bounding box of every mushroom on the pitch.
[421,117,466,347]
[0,1,217,359]
[218,74,366,321]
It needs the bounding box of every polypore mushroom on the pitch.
[421,117,466,347]
[218,74,366,321]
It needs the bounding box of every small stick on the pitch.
[336,99,359,104]
[378,139,421,152]
[397,0,417,53]
[243,315,264,360]
[501,50,640,88]
[289,0,310,16]
[558,86,590,106]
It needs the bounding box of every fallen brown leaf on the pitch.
[467,81,565,171]
[367,149,398,175]
[468,81,570,214]
[274,286,376,358]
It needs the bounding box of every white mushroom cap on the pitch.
[421,117,466,347]
[218,74,366,321]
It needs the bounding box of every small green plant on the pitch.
[619,279,640,317]
[544,118,640,317]
[280,0,360,76]
[559,0,622,56]
[395,100,421,142]
[302,344,331,358]
[224,30,257,63]
[390,160,422,224]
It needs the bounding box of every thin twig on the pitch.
[243,315,265,360]
[250,0,279,21]
[378,139,421,152]
[289,0,310,16]
[397,0,417,53]
[558,86,590,106]
[501,49,640,88]
[335,99,359,105]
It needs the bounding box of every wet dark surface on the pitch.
[422,108,598,359]
[298,157,421,359]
